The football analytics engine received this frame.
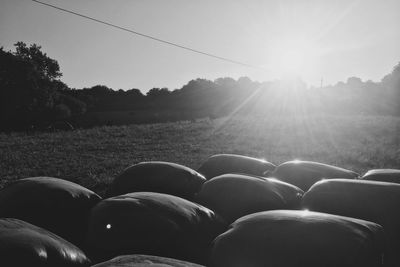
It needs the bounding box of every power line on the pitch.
[31,0,268,71]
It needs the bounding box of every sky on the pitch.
[1,0,399,92]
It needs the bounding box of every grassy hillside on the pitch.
[1,115,399,196]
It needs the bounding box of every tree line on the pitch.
[1,42,399,131]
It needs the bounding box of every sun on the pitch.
[273,39,321,78]
[280,49,307,74]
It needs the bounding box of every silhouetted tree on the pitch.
[0,42,84,130]
[14,42,62,81]
[126,88,144,97]
[346,77,363,87]
[146,87,170,98]
[58,94,87,116]
[382,62,400,114]
[53,104,71,120]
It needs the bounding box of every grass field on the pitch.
[1,115,399,196]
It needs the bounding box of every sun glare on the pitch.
[271,39,321,79]
[301,209,310,217]
[280,49,307,74]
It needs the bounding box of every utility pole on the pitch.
[320,77,323,88]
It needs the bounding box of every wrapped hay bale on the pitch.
[108,161,206,200]
[197,154,275,180]
[86,192,225,264]
[0,218,90,267]
[0,177,101,247]
[269,160,358,191]
[196,174,303,224]
[210,210,384,267]
[302,179,400,266]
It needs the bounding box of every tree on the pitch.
[14,42,62,80]
[126,88,144,97]
[58,94,87,116]
[346,77,363,87]
[146,87,170,98]
[382,62,400,88]
[382,62,400,114]
[89,85,113,94]
[0,42,83,130]
[53,104,71,120]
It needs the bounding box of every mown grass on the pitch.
[1,115,399,196]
